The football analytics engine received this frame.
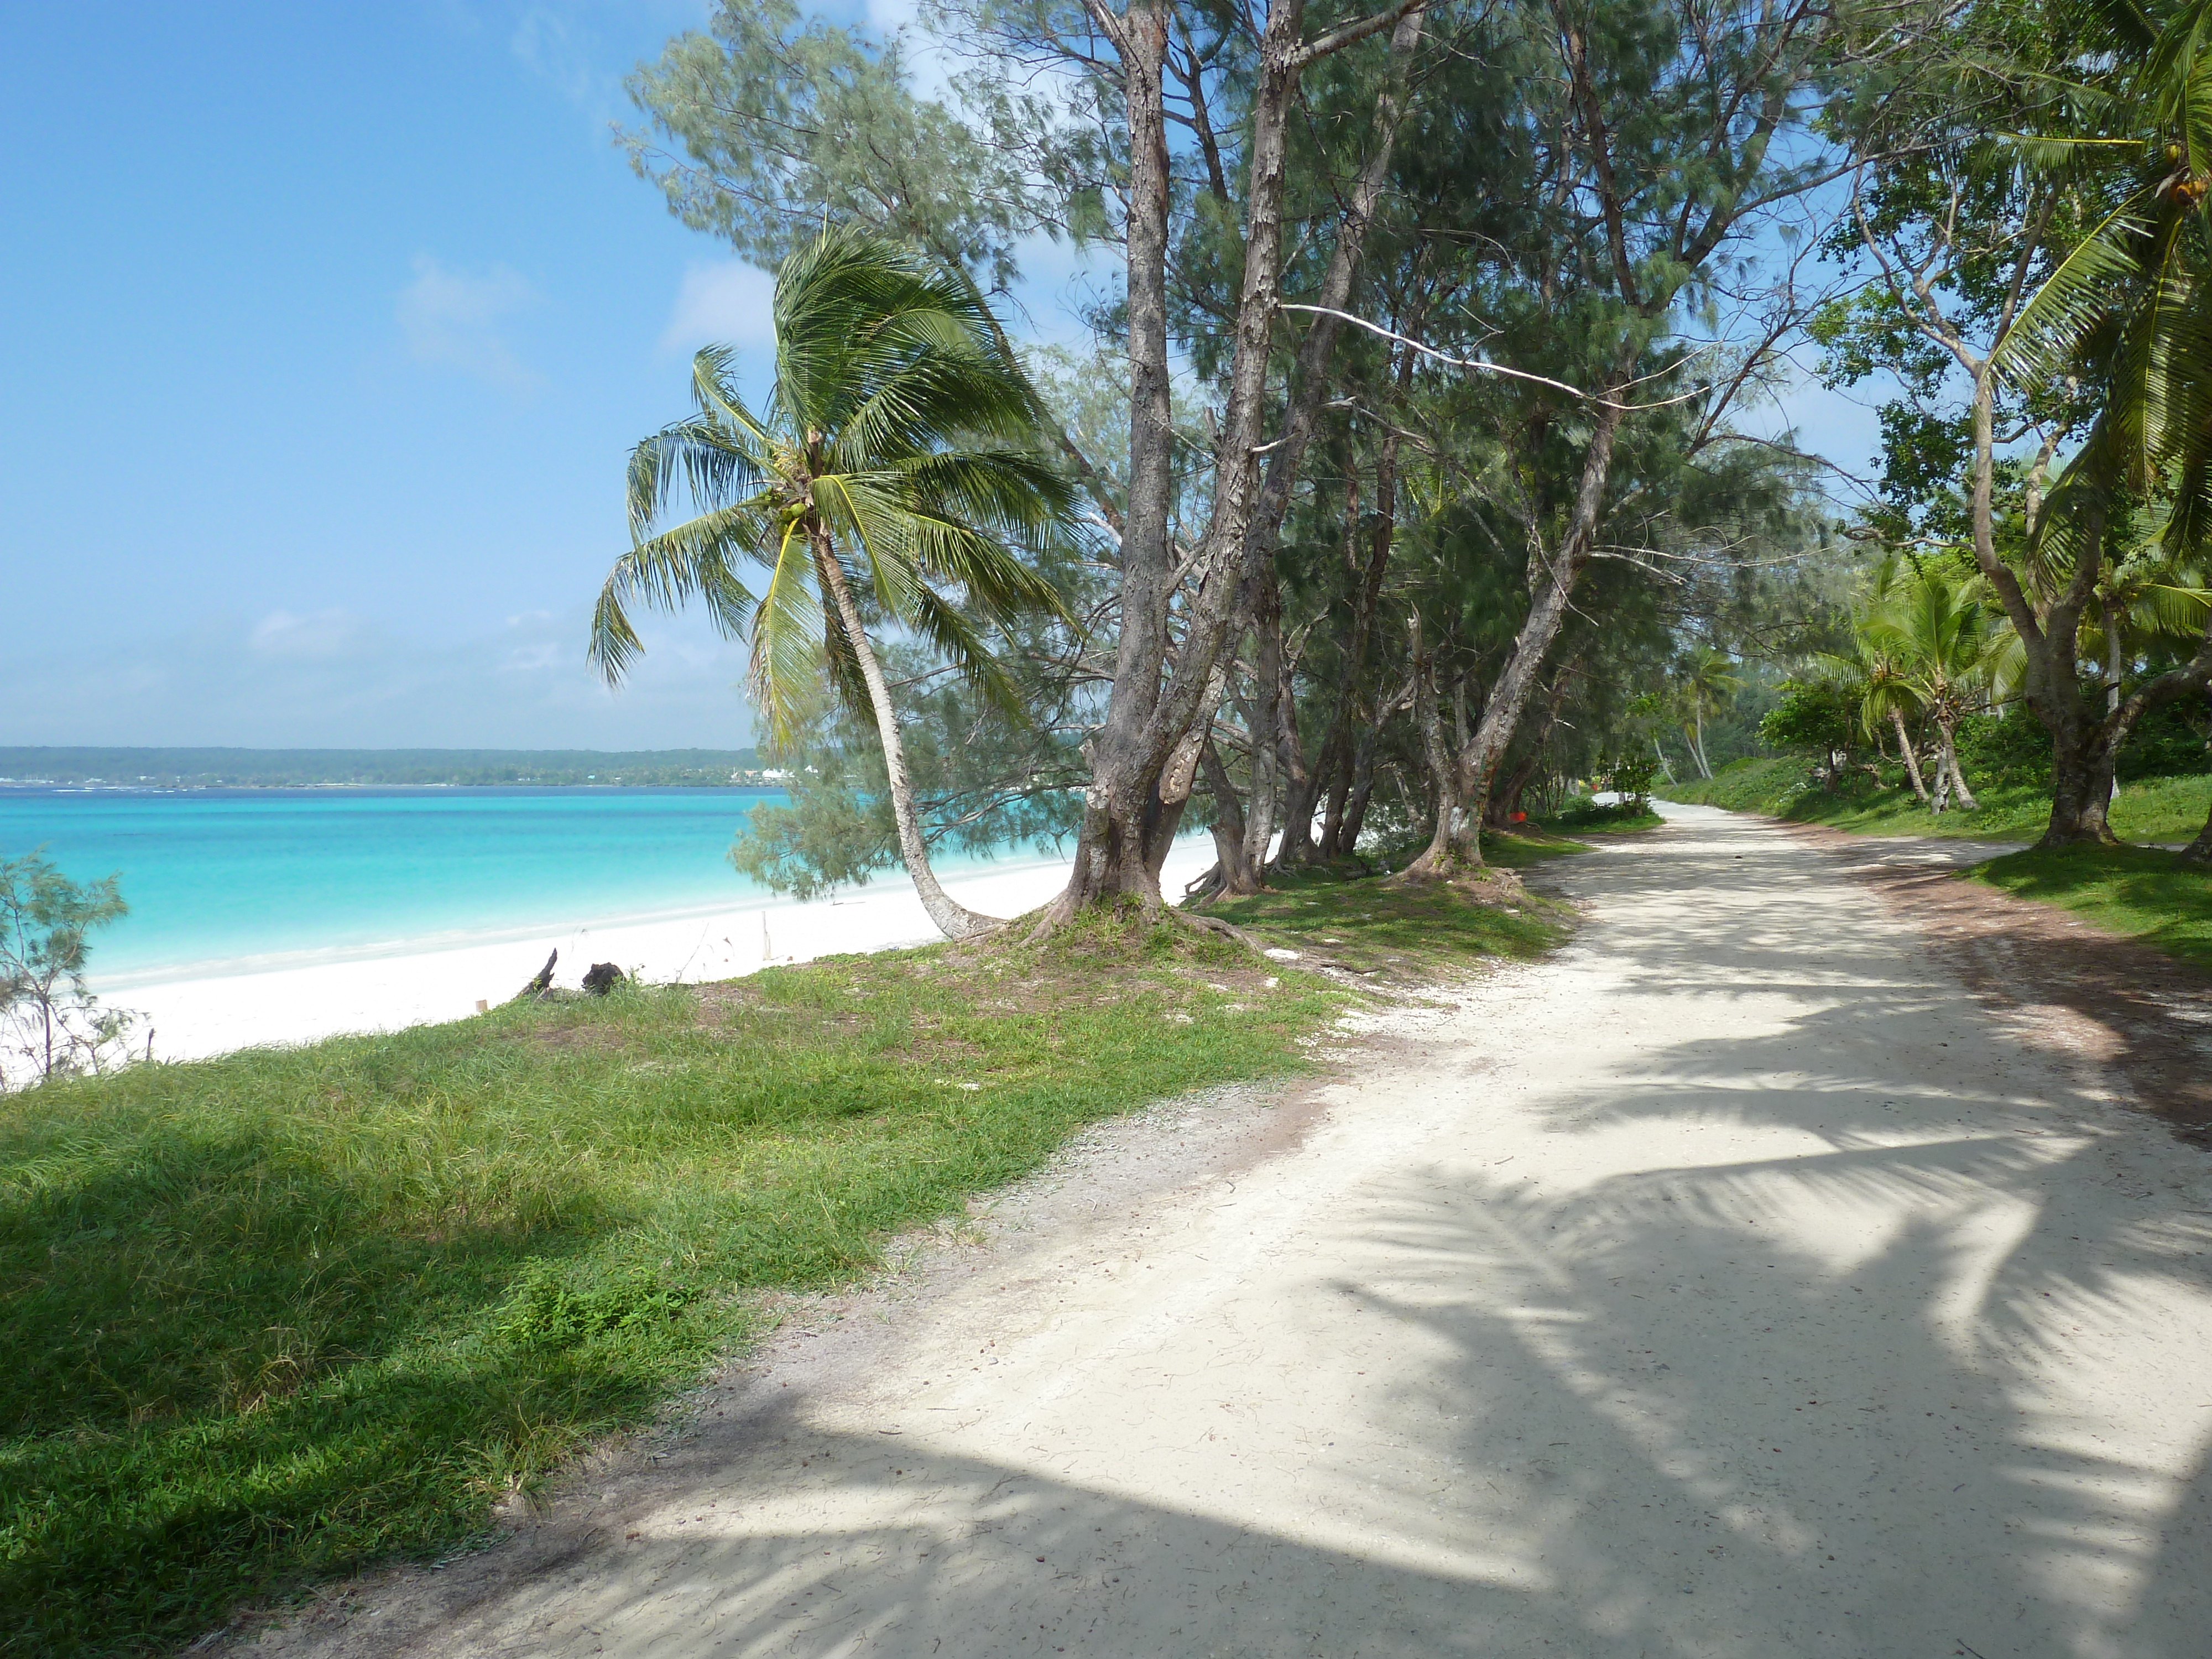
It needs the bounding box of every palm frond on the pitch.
[588,505,766,685]
[910,586,1028,722]
[688,347,777,451]
[625,415,768,538]
[749,518,830,741]
[1996,191,2156,390]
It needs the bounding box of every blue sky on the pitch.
[2,2,796,749]
[1,2,1881,751]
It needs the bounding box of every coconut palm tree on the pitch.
[1819,562,1934,802]
[1858,566,1999,811]
[2001,0,2212,550]
[1671,648,1743,780]
[590,231,1077,939]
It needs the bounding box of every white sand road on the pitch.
[252,804,2212,1659]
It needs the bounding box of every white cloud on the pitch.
[508,5,603,112]
[249,609,368,661]
[397,255,544,392]
[661,260,779,356]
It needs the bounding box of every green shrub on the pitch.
[1955,709,2052,788]
[1758,680,1856,757]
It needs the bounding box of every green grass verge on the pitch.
[0,880,1551,1657]
[1207,835,1577,983]
[1968,845,2212,972]
[1660,756,2212,845]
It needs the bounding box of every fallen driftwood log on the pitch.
[514,948,558,1002]
[581,962,626,996]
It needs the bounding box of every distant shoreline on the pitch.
[0,745,769,790]
[0,779,791,793]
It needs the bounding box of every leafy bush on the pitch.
[1,851,132,1089]
[2119,697,2212,781]
[1954,710,2052,788]
[1548,795,1660,829]
[1758,680,1857,757]
[1953,700,2211,790]
[1598,752,1658,804]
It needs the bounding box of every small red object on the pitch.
[1510,811,1527,823]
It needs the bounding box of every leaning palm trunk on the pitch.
[812,539,997,940]
[1689,711,1714,780]
[1889,708,1929,803]
[1935,717,1976,812]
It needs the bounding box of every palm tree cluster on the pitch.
[1814,563,1999,811]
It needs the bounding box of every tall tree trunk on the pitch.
[1339,723,1383,853]
[1486,749,1543,828]
[2104,597,2125,804]
[1271,639,1321,865]
[2183,800,2212,864]
[812,535,997,940]
[1960,372,2121,847]
[1890,707,1929,802]
[1042,0,1177,922]
[1316,417,1404,860]
[1691,707,1713,779]
[1486,666,1573,828]
[1146,667,1227,890]
[1195,739,1257,900]
[1409,614,1459,869]
[1939,718,1978,811]
[1403,392,1628,877]
[1232,570,1284,891]
[1040,1,1426,927]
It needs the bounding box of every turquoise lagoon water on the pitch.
[0,787,1060,988]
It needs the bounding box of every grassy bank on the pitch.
[1,873,1559,1658]
[1209,838,1575,982]
[1660,755,2212,844]
[1969,846,2212,972]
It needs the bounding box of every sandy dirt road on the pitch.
[260,805,2212,1659]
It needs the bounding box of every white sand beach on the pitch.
[107,839,1219,1066]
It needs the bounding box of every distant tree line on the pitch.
[0,749,768,789]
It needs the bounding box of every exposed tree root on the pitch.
[1166,909,1268,952]
[1015,885,1269,954]
[1182,862,1226,904]
[1388,856,1529,908]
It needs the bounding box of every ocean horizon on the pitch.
[1,786,1069,989]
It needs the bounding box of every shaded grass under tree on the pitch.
[1968,846,2212,973]
[1207,833,1580,985]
